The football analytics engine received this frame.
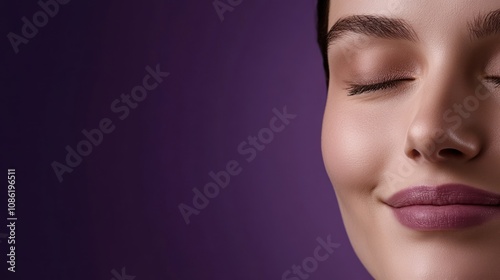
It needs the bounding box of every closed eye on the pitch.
[485,76,500,88]
[345,78,415,96]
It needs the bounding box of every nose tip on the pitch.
[405,125,482,163]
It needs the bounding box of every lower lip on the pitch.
[392,205,500,230]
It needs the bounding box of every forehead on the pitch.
[325,0,500,54]
[328,0,499,30]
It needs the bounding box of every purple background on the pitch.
[3,0,372,279]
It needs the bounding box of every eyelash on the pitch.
[346,77,414,96]
[485,76,500,87]
[346,76,500,96]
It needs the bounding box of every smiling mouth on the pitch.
[385,184,500,230]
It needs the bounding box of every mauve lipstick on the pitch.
[386,184,500,230]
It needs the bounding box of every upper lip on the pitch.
[386,184,500,208]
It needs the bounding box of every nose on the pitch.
[404,77,483,164]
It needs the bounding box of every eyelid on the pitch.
[345,75,500,96]
[345,76,415,96]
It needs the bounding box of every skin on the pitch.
[321,1,500,279]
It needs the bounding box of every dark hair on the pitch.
[317,0,330,84]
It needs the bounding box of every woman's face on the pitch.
[322,0,500,279]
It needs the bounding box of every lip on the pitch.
[386,184,500,230]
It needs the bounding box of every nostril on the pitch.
[409,149,420,159]
[438,148,463,158]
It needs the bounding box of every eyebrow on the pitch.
[326,15,418,48]
[468,9,500,40]
[326,8,500,49]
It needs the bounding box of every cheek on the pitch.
[321,97,392,196]
[321,94,402,275]
[320,87,418,272]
